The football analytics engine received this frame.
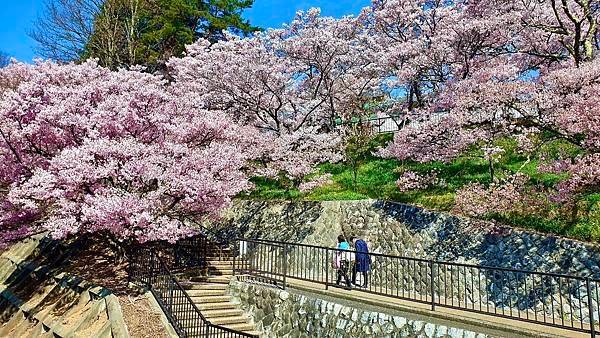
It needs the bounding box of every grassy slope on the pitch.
[245,138,600,243]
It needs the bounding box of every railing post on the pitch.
[149,250,155,287]
[430,260,435,311]
[282,244,288,290]
[174,241,180,268]
[233,239,237,278]
[325,248,329,290]
[168,277,174,312]
[587,278,596,338]
[202,236,207,270]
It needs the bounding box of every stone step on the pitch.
[206,257,234,262]
[204,253,231,258]
[204,258,232,263]
[205,251,232,256]
[206,273,233,278]
[204,246,231,250]
[189,275,231,283]
[208,265,233,275]
[201,309,244,318]
[207,261,234,267]
[182,283,228,291]
[221,322,257,333]
[191,295,232,303]
[204,251,231,256]
[186,289,227,297]
[209,315,249,326]
[204,250,232,254]
[204,248,231,254]
[196,302,236,311]
[172,261,237,272]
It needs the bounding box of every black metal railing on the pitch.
[234,238,599,337]
[337,115,406,134]
[129,236,257,338]
[336,112,450,134]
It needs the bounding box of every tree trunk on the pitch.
[352,160,358,191]
[568,200,579,227]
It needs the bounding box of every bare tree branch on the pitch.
[29,0,103,62]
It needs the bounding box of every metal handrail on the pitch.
[151,253,256,337]
[155,254,210,323]
[336,114,406,134]
[129,237,258,338]
[236,237,599,337]
[242,238,600,282]
[189,220,234,261]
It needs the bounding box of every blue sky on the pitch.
[0,0,371,63]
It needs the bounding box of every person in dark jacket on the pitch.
[350,236,371,288]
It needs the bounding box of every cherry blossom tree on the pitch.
[514,0,599,67]
[380,0,600,214]
[371,0,523,180]
[436,6,600,204]
[454,173,548,217]
[0,60,254,247]
[169,8,386,190]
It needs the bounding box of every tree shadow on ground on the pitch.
[63,238,133,295]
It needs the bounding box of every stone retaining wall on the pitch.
[228,281,501,338]
[213,200,600,324]
[216,200,600,277]
[0,234,130,337]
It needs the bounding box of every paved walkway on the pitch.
[279,277,589,338]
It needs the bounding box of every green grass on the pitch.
[245,138,600,243]
[246,156,495,210]
[244,177,301,200]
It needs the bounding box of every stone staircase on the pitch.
[178,245,261,337]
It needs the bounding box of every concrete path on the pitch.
[281,277,589,338]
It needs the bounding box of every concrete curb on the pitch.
[106,294,130,338]
[144,289,180,338]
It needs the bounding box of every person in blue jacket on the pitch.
[334,235,353,289]
[350,236,371,288]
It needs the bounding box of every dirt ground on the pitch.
[62,239,132,295]
[119,294,170,338]
[61,237,170,337]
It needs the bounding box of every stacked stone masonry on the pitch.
[213,200,600,324]
[228,281,499,338]
[0,234,130,337]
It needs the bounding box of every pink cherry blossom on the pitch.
[1,0,599,246]
[396,170,445,192]
[455,173,547,217]
[299,173,334,193]
[0,60,253,245]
